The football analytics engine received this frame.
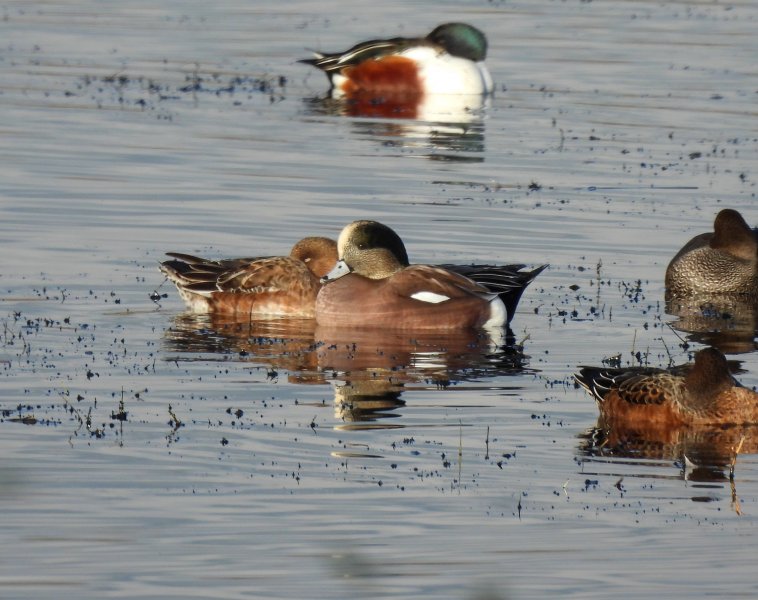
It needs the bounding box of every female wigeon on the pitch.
[315,220,544,330]
[665,209,758,296]
[301,23,493,100]
[160,237,337,317]
[574,347,758,427]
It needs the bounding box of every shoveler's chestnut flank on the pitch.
[575,347,758,427]
[160,237,338,317]
[301,23,493,99]
[316,220,545,330]
[665,208,758,296]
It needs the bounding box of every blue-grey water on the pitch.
[1,1,757,598]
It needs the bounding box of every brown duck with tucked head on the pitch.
[665,209,758,297]
[575,347,758,427]
[160,237,338,317]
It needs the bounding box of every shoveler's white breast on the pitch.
[401,46,493,95]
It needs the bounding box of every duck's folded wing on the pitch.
[162,254,273,293]
[388,265,496,302]
[300,37,422,72]
[215,257,317,294]
[575,366,670,405]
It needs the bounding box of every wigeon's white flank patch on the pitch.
[410,291,450,304]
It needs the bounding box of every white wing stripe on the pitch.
[410,291,450,304]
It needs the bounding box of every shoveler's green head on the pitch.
[427,23,488,62]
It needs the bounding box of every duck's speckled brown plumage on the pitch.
[160,237,338,317]
[665,209,758,296]
[575,348,758,427]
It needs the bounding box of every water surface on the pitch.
[1,1,758,598]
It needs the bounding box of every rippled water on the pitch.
[1,1,758,598]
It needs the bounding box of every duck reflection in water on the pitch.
[665,294,758,354]
[316,324,530,427]
[163,314,532,425]
[162,314,325,384]
[331,379,406,427]
[578,421,758,485]
[303,95,488,163]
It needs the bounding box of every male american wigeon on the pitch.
[574,347,758,427]
[315,220,545,330]
[665,209,758,296]
[160,237,338,317]
[301,23,493,100]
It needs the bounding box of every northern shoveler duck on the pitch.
[301,23,493,101]
[665,209,758,297]
[575,347,758,427]
[160,237,338,317]
[315,220,545,330]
